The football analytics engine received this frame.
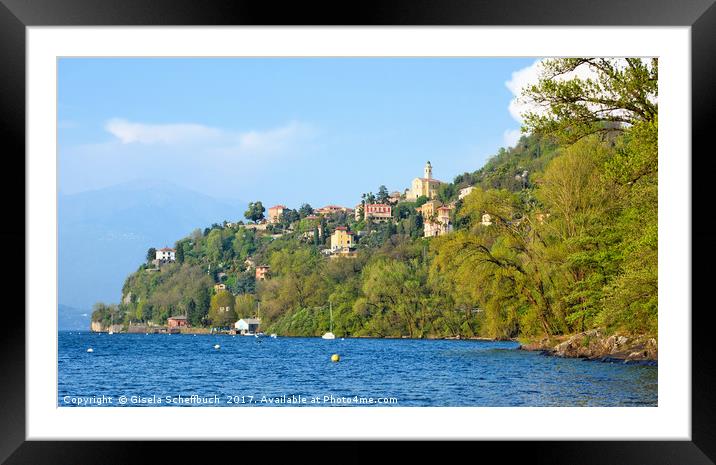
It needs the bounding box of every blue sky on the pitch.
[58,57,537,209]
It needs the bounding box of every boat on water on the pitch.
[322,302,336,340]
[270,333,277,338]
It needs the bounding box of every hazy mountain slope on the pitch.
[59,180,243,309]
[58,304,91,331]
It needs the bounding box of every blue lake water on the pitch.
[58,332,657,407]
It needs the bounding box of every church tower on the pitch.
[424,161,432,179]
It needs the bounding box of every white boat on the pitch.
[270,333,277,338]
[322,302,336,340]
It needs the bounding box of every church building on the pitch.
[406,161,443,200]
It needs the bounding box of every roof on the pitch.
[414,177,443,183]
[317,205,354,212]
[158,247,175,252]
[238,318,261,324]
[256,265,270,269]
[269,205,287,210]
[438,206,453,211]
[168,315,187,320]
[365,203,391,208]
[334,227,353,235]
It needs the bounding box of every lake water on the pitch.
[58,331,657,407]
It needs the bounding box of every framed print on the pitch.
[2,0,715,463]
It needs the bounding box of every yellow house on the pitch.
[407,161,443,200]
[330,226,354,251]
[416,200,441,219]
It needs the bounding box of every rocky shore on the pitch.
[519,329,657,365]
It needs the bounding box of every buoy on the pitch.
[86,348,94,353]
[331,354,340,362]
[213,344,220,350]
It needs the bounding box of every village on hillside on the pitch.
[102,161,496,335]
[150,161,488,277]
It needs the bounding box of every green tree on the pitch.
[209,291,237,327]
[377,185,390,204]
[298,203,314,218]
[414,196,428,208]
[521,58,658,143]
[244,201,266,223]
[235,294,257,318]
[280,209,300,226]
[191,287,211,326]
[175,241,185,264]
[320,217,329,245]
[206,229,223,262]
[146,247,156,263]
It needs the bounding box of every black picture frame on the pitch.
[2,0,714,463]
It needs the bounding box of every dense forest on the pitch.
[93,58,657,342]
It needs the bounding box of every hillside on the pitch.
[95,58,658,349]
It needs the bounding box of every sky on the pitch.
[58,57,540,209]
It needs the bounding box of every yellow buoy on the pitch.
[331,354,340,362]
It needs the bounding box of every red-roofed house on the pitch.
[268,205,287,224]
[330,226,354,251]
[364,203,392,221]
[167,315,188,328]
[255,265,270,281]
[155,247,176,262]
[315,205,354,216]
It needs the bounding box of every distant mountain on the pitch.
[58,304,91,331]
[59,179,244,309]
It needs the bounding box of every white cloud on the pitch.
[234,121,316,154]
[505,60,543,124]
[503,129,522,148]
[106,118,222,145]
[104,119,316,157]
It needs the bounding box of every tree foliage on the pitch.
[244,201,266,223]
[521,58,658,143]
[108,58,656,341]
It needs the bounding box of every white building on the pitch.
[481,213,492,226]
[423,206,454,237]
[155,247,176,262]
[235,318,261,335]
[458,186,475,200]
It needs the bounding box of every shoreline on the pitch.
[518,329,658,366]
[76,329,657,366]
